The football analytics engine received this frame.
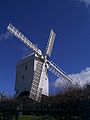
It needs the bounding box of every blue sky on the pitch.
[0,0,90,95]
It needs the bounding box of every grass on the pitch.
[18,115,81,120]
[0,115,59,120]
[18,115,57,120]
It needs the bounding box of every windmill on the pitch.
[7,23,72,102]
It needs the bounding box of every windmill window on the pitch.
[25,66,27,70]
[22,75,24,79]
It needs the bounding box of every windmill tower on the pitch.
[7,23,72,102]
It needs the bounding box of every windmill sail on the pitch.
[47,60,72,83]
[7,23,42,56]
[30,61,44,101]
[45,29,56,57]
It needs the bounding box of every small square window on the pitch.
[25,66,27,70]
[22,75,24,79]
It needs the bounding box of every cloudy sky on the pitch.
[0,0,90,95]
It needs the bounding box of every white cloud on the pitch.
[21,46,32,57]
[55,67,90,88]
[76,0,90,7]
[0,32,11,41]
[81,0,90,7]
[0,31,32,57]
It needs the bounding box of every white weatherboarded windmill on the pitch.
[7,23,72,102]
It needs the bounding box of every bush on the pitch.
[0,83,90,119]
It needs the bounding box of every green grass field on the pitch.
[18,115,57,120]
[18,115,82,120]
[1,114,57,120]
